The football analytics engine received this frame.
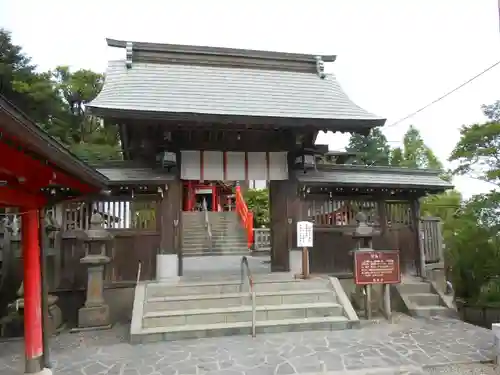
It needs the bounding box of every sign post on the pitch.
[354,250,400,320]
[296,221,313,279]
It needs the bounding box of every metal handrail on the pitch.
[136,261,142,284]
[240,256,256,337]
[202,197,212,241]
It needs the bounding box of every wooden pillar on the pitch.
[211,186,217,212]
[158,179,182,279]
[269,149,298,272]
[269,180,290,272]
[22,209,44,374]
[411,198,424,278]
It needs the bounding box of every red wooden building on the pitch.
[0,97,107,375]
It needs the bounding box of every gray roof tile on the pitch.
[96,167,174,184]
[88,60,385,126]
[297,165,452,190]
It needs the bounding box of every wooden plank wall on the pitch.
[302,196,420,276]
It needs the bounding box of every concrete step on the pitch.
[183,235,246,242]
[182,248,249,253]
[146,279,330,298]
[182,250,250,257]
[409,305,451,318]
[398,282,433,294]
[132,316,351,343]
[407,292,443,306]
[145,289,336,312]
[143,302,343,328]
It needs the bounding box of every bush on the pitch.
[447,192,500,305]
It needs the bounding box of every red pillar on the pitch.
[22,209,43,373]
[212,186,217,212]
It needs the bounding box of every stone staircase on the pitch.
[182,212,249,256]
[393,278,456,318]
[130,275,359,343]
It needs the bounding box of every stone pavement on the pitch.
[0,315,495,375]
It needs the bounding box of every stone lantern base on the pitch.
[77,304,111,329]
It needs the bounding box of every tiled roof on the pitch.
[96,167,174,184]
[296,165,453,191]
[87,40,385,130]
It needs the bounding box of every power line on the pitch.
[384,58,500,130]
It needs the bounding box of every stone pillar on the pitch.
[493,323,500,365]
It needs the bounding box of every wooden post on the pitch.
[302,246,309,279]
[411,199,426,279]
[22,209,44,374]
[383,283,392,320]
[365,285,372,320]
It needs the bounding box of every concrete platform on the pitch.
[0,314,494,375]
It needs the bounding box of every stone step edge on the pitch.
[406,292,441,298]
[181,252,250,257]
[137,315,350,334]
[147,289,334,303]
[147,278,328,289]
[410,305,449,310]
[143,302,342,318]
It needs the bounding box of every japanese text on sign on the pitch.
[297,221,313,247]
[354,250,400,285]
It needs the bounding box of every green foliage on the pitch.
[449,121,500,185]
[390,125,442,169]
[345,128,391,166]
[447,192,500,304]
[0,28,122,163]
[244,189,269,228]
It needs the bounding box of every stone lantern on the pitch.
[347,212,381,319]
[350,212,379,250]
[77,212,113,329]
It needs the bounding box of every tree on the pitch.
[345,128,391,166]
[449,102,500,185]
[447,191,500,304]
[244,189,269,228]
[390,125,442,169]
[0,28,60,125]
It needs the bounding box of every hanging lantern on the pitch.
[294,148,317,172]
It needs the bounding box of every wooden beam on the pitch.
[0,140,97,194]
[0,186,46,208]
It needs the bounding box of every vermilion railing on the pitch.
[235,186,254,249]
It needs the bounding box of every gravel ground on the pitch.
[425,363,498,374]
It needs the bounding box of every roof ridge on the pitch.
[107,38,335,74]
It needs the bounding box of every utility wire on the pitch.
[385,58,500,130]
[366,58,500,167]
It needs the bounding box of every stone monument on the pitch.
[77,212,113,330]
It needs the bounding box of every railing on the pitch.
[253,228,271,252]
[240,256,256,337]
[202,197,212,242]
[235,186,254,248]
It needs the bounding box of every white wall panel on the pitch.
[181,150,200,180]
[269,152,288,180]
[226,152,246,180]
[247,152,267,180]
[203,151,224,180]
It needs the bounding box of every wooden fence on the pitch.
[0,195,160,294]
[251,199,444,275]
[420,217,443,264]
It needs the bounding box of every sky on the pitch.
[1,0,500,198]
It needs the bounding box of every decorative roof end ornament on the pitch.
[315,56,326,79]
[126,42,133,69]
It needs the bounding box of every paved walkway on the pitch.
[0,315,495,375]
